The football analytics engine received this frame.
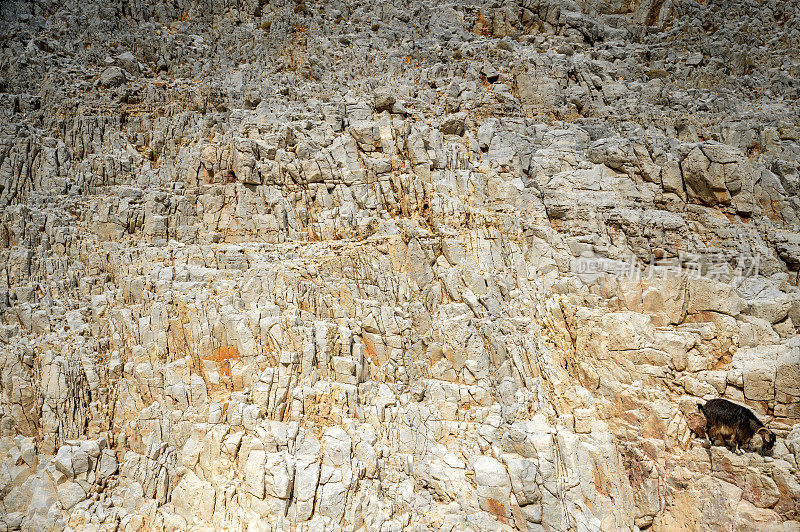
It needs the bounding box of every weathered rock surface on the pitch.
[1,0,799,530]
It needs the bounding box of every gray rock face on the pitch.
[1,0,799,530]
[114,52,140,76]
[99,66,126,88]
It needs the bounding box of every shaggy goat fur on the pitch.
[698,398,775,455]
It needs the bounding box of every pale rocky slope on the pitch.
[1,0,800,530]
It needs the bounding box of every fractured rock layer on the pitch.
[1,0,799,530]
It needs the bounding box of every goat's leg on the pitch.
[720,436,731,452]
[707,428,719,448]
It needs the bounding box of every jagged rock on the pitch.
[172,470,215,523]
[587,137,636,173]
[686,52,704,67]
[57,482,85,511]
[114,52,140,76]
[373,88,396,112]
[0,0,798,530]
[473,455,512,516]
[99,66,126,88]
[438,113,466,136]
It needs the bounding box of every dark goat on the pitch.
[698,398,775,455]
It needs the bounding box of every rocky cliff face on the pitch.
[1,0,799,530]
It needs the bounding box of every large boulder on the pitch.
[473,455,512,517]
[99,66,127,88]
[680,142,756,213]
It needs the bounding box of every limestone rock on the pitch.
[0,0,798,530]
[99,66,126,88]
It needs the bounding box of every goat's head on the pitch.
[756,427,776,455]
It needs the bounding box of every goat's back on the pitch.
[700,398,763,433]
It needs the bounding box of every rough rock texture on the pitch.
[1,0,799,530]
